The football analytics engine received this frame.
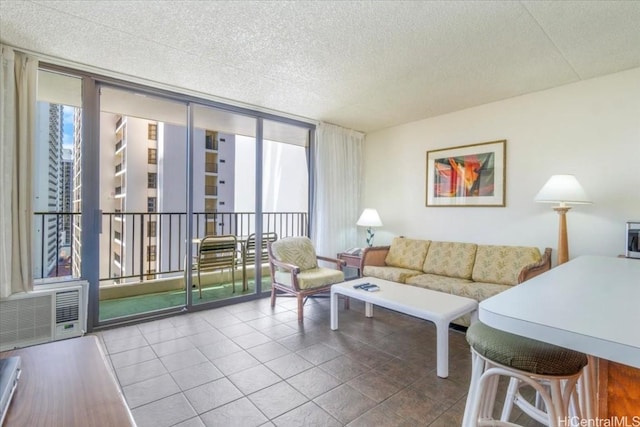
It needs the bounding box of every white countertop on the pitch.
[480,255,640,369]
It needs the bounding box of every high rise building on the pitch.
[102,115,237,284]
[33,102,64,278]
[72,107,82,278]
[60,148,73,245]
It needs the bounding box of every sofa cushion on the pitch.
[363,265,422,283]
[467,281,513,301]
[405,274,476,326]
[406,274,473,296]
[384,237,430,270]
[422,241,477,279]
[472,245,541,286]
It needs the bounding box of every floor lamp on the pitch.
[535,175,591,265]
[357,208,383,247]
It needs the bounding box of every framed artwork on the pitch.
[426,140,506,207]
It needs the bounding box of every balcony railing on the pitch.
[33,211,308,285]
[205,136,218,151]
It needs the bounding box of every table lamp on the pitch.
[357,208,383,247]
[534,174,591,265]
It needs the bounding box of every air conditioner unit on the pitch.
[0,280,88,352]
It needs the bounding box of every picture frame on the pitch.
[426,140,506,207]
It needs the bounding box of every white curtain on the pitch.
[0,46,37,298]
[311,123,364,257]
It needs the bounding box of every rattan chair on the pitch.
[462,321,589,427]
[267,236,345,322]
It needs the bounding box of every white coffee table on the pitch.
[330,277,478,378]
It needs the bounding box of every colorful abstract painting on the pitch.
[426,140,505,207]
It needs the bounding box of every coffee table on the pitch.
[330,277,478,378]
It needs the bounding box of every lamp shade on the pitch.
[534,175,591,205]
[357,209,383,227]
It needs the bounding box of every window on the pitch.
[148,148,157,164]
[147,197,156,213]
[147,221,157,237]
[148,123,157,140]
[147,172,157,189]
[147,245,156,261]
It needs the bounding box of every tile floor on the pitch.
[95,295,541,427]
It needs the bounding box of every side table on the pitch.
[337,252,363,279]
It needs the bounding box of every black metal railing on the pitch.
[33,211,79,280]
[33,211,308,285]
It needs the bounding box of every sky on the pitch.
[62,105,75,149]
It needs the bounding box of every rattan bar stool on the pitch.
[462,322,589,427]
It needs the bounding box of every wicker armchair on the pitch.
[267,236,345,322]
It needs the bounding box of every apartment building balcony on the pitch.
[34,210,308,321]
[205,162,218,173]
[204,185,218,196]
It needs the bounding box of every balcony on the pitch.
[204,185,218,196]
[34,210,308,319]
[205,162,218,173]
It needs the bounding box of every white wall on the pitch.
[363,67,640,263]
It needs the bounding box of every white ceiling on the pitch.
[1,1,640,133]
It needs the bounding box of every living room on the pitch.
[1,1,639,427]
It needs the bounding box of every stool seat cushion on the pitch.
[466,322,588,376]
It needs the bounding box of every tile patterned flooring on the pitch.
[96,296,539,427]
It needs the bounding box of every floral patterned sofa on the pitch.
[361,237,552,326]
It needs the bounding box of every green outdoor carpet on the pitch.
[99,279,272,321]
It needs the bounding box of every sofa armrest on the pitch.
[361,246,390,271]
[517,247,552,283]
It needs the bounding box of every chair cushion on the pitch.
[385,237,431,270]
[275,268,344,290]
[363,265,422,283]
[271,236,318,271]
[472,245,542,285]
[422,241,477,279]
[466,322,588,376]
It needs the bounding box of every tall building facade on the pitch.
[33,102,64,279]
[102,115,237,285]
[60,148,73,245]
[72,107,82,278]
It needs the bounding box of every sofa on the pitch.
[361,237,552,326]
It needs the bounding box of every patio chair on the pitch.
[242,232,278,292]
[267,236,345,322]
[194,234,239,298]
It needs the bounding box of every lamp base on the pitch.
[365,227,375,247]
[554,206,571,265]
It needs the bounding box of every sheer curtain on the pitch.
[311,123,364,257]
[0,46,37,297]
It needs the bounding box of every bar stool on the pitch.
[462,322,588,427]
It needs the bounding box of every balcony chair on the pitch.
[242,232,278,292]
[194,235,239,298]
[267,236,345,322]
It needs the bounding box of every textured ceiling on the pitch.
[1,1,640,133]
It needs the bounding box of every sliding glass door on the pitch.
[35,63,315,329]
[98,86,188,321]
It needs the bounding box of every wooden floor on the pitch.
[1,336,135,427]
